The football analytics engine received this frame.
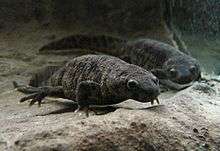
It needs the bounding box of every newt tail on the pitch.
[39,34,126,56]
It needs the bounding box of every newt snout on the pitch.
[169,66,198,84]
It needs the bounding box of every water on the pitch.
[183,35,220,75]
[170,0,220,75]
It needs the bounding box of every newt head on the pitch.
[152,55,201,89]
[112,69,160,104]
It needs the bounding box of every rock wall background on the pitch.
[0,0,164,34]
[171,0,220,38]
[1,0,219,36]
[1,0,219,74]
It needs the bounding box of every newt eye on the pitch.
[127,79,139,89]
[190,66,196,73]
[169,68,178,78]
[152,77,159,85]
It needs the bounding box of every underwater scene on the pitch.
[0,0,219,150]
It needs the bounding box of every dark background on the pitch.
[0,0,219,74]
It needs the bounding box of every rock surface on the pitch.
[0,80,220,151]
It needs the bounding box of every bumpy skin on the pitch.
[124,39,201,90]
[15,55,160,115]
[39,34,201,90]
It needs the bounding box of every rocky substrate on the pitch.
[0,79,219,151]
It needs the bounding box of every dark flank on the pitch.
[14,55,160,116]
[39,34,201,90]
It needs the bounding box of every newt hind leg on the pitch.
[13,81,42,94]
[13,81,64,107]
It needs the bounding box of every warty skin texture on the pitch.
[15,55,160,116]
[39,34,201,90]
[124,39,201,90]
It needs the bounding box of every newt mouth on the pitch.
[160,79,194,90]
[150,98,160,105]
[133,93,160,104]
[140,96,159,104]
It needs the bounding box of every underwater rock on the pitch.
[0,80,219,151]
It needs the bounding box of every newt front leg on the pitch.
[75,81,102,117]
